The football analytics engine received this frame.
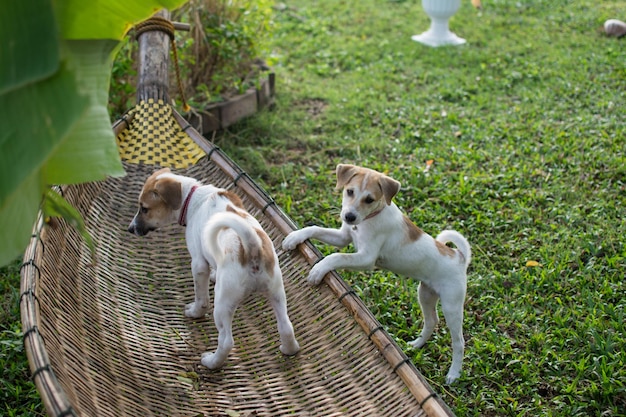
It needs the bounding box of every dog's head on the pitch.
[335,164,400,226]
[128,168,183,236]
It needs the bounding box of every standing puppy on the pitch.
[129,168,299,369]
[282,164,470,383]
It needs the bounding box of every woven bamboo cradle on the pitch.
[20,100,455,416]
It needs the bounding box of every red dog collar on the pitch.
[364,208,383,221]
[178,185,199,226]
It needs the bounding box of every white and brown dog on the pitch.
[129,168,299,369]
[282,164,470,383]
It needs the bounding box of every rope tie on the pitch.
[367,325,384,340]
[338,289,356,302]
[233,171,251,186]
[392,357,411,373]
[261,200,276,214]
[419,392,438,408]
[134,16,190,112]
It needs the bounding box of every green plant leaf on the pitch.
[0,0,59,95]
[42,188,95,255]
[43,40,126,184]
[0,172,44,266]
[57,0,191,40]
[0,64,89,209]
[0,0,188,266]
[0,65,88,265]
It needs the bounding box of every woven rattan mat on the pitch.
[21,105,453,417]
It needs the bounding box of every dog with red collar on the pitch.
[283,164,470,383]
[129,168,299,369]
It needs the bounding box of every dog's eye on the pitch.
[364,196,375,204]
[346,189,354,197]
[141,206,149,214]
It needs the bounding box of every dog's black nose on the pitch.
[128,224,135,234]
[344,212,357,224]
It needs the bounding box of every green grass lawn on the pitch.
[1,260,43,416]
[2,0,624,416]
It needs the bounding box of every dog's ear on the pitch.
[154,177,182,210]
[380,175,401,205]
[335,164,358,190]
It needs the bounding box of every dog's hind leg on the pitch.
[408,283,439,349]
[269,285,300,356]
[440,291,465,384]
[201,277,245,369]
[185,259,211,318]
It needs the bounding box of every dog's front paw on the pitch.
[184,302,208,319]
[282,231,306,251]
[308,262,328,286]
[200,352,225,370]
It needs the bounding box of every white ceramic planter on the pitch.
[412,0,466,47]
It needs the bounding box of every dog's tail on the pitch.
[436,230,471,269]
[203,212,263,267]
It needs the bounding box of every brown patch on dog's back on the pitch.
[256,230,276,272]
[436,240,456,258]
[222,204,252,266]
[223,203,275,272]
[226,205,248,219]
[219,190,244,208]
[403,216,424,242]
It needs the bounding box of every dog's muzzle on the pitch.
[128,217,153,236]
[343,212,357,225]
